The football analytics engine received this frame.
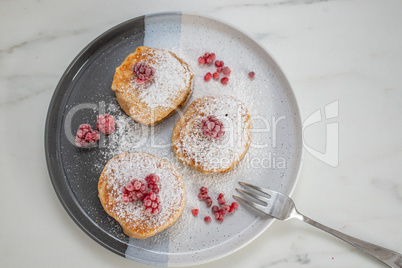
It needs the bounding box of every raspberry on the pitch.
[191,209,199,216]
[204,72,212,81]
[200,186,208,194]
[229,202,239,213]
[218,193,226,205]
[145,173,160,194]
[145,173,160,184]
[214,60,224,67]
[211,205,219,213]
[216,67,223,73]
[215,210,225,222]
[205,53,215,64]
[248,71,255,79]
[143,192,161,215]
[198,57,205,65]
[204,216,212,223]
[213,72,220,80]
[130,180,148,201]
[201,115,225,139]
[205,197,213,207]
[220,77,229,85]
[222,67,231,76]
[221,204,230,213]
[198,192,208,200]
[96,114,116,135]
[75,124,99,147]
[132,62,155,84]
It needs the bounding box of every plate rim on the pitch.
[44,11,304,266]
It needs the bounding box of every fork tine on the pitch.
[239,181,273,196]
[235,188,268,205]
[233,195,268,214]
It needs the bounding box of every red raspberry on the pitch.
[218,193,226,205]
[96,114,116,135]
[75,124,99,147]
[204,216,212,223]
[211,205,220,213]
[222,67,231,76]
[132,62,155,84]
[248,71,255,79]
[215,210,225,222]
[205,197,213,207]
[213,72,220,80]
[201,115,225,139]
[191,209,199,216]
[200,186,208,194]
[198,57,205,65]
[229,202,239,213]
[216,67,223,73]
[214,60,224,67]
[204,72,212,81]
[221,204,231,213]
[220,77,229,85]
[143,192,161,215]
[198,192,208,200]
[205,53,215,64]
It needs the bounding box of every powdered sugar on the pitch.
[173,95,250,173]
[101,152,184,232]
[131,49,192,109]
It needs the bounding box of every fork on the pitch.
[234,182,402,268]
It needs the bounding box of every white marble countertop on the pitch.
[1,0,402,267]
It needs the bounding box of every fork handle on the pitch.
[299,215,402,267]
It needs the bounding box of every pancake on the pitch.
[172,95,251,174]
[111,46,194,126]
[98,152,186,239]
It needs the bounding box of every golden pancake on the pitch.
[111,46,194,126]
[98,152,186,239]
[172,96,251,174]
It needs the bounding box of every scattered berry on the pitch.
[204,72,212,81]
[213,72,220,80]
[218,193,226,205]
[191,209,199,216]
[198,192,208,200]
[220,77,229,85]
[222,66,231,76]
[248,71,255,79]
[198,56,206,65]
[221,204,231,213]
[229,202,239,213]
[215,210,225,222]
[132,62,155,84]
[216,67,223,73]
[205,197,213,207]
[200,187,208,194]
[214,60,224,67]
[204,216,212,223]
[143,192,161,215]
[211,205,220,213]
[75,124,100,147]
[201,115,225,139]
[96,114,116,135]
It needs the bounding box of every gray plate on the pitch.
[45,12,303,266]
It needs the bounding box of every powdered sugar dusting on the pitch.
[173,95,250,172]
[101,152,184,233]
[132,49,191,109]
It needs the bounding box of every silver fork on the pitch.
[234,182,402,268]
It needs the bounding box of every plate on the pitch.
[45,12,303,266]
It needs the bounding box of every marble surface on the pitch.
[1,0,402,267]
